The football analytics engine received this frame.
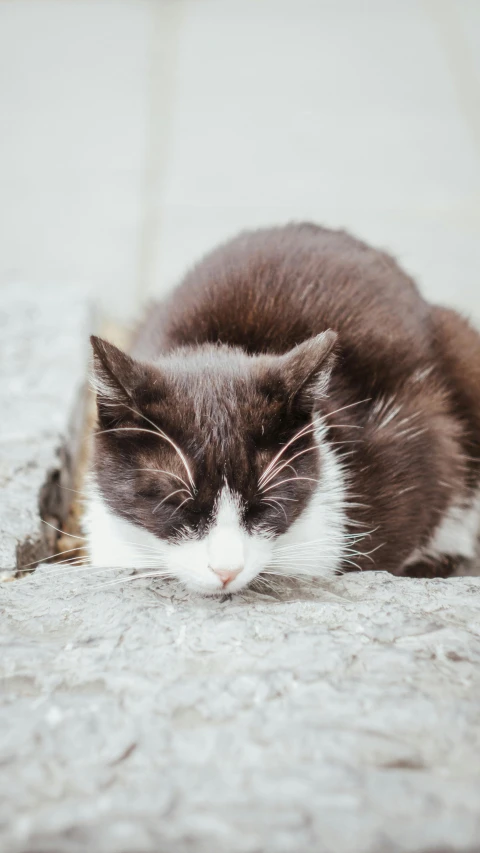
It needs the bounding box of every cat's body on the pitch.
[86,224,480,593]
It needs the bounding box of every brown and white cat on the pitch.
[85,223,480,594]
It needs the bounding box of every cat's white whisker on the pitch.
[264,494,298,503]
[132,468,192,493]
[94,426,159,440]
[95,424,196,495]
[325,423,364,430]
[324,398,371,419]
[41,563,154,578]
[273,529,375,550]
[134,413,196,493]
[152,488,191,515]
[262,498,288,522]
[258,421,319,487]
[58,484,91,498]
[111,401,197,494]
[171,496,194,517]
[42,520,86,541]
[16,546,84,571]
[259,445,319,489]
[77,570,176,594]
[261,475,320,494]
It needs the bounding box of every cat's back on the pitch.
[134,223,431,377]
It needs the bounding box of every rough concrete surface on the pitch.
[1,568,480,853]
[0,283,91,574]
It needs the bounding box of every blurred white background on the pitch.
[1,0,479,323]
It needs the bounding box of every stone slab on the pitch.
[0,283,91,575]
[1,569,479,853]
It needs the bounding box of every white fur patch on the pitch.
[270,420,348,580]
[404,488,480,567]
[84,484,167,571]
[206,490,245,574]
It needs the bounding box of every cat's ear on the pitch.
[279,330,337,407]
[90,336,142,426]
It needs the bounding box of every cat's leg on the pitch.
[403,555,460,578]
[402,489,480,577]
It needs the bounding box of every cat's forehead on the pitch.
[145,360,283,433]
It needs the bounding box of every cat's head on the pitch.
[88,331,338,594]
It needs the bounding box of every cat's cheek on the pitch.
[241,534,275,581]
[162,538,221,592]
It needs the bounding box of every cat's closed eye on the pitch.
[244,503,266,523]
[136,485,160,499]
[186,506,203,516]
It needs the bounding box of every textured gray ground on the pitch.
[1,567,480,853]
[0,283,90,574]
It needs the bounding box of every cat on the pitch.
[85,223,480,594]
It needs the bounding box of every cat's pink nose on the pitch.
[213,567,242,586]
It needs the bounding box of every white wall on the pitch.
[1,0,480,323]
